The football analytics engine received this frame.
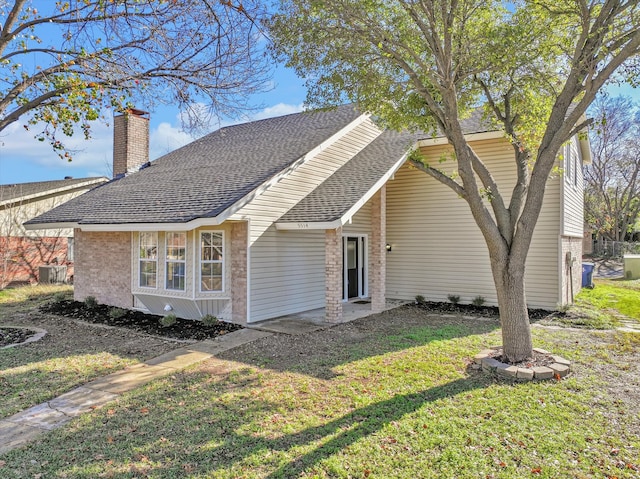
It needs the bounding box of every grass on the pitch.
[0,283,72,312]
[0,285,177,419]
[0,285,639,477]
[2,325,639,478]
[551,278,640,329]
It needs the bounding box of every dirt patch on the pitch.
[40,300,242,341]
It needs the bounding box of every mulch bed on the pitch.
[414,300,557,321]
[0,327,35,348]
[40,300,242,341]
[36,298,556,343]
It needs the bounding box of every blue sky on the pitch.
[0,63,309,184]
[0,67,638,185]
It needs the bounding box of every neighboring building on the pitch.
[25,106,589,323]
[0,177,108,287]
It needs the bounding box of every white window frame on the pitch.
[199,230,224,293]
[342,234,368,301]
[139,232,158,289]
[165,231,187,291]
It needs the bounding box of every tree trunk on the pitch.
[491,255,533,363]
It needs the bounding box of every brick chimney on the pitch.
[113,108,150,178]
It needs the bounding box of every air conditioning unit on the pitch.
[624,255,640,280]
[39,266,68,284]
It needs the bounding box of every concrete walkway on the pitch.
[0,328,272,456]
[248,299,409,335]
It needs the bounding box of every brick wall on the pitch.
[325,227,343,322]
[113,111,149,178]
[74,229,133,308]
[370,186,386,312]
[0,236,72,288]
[230,221,248,323]
[560,236,583,305]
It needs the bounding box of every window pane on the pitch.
[140,232,158,259]
[140,261,157,288]
[210,277,223,291]
[200,262,222,291]
[201,232,223,261]
[166,261,185,290]
[166,232,186,260]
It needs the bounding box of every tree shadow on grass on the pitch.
[6,365,490,479]
[260,375,488,478]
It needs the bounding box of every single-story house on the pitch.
[1,176,108,287]
[25,106,589,323]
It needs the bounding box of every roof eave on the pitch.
[24,215,231,232]
[0,177,108,208]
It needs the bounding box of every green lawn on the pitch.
[558,278,640,329]
[1,288,639,477]
[0,285,179,419]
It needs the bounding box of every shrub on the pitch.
[109,307,127,319]
[472,295,486,307]
[52,292,67,303]
[159,313,177,327]
[201,314,219,326]
[84,296,98,309]
[447,294,460,305]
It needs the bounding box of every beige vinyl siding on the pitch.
[562,137,585,237]
[249,227,325,322]
[230,118,382,244]
[386,138,561,309]
[343,200,372,235]
[1,189,90,237]
[239,118,382,322]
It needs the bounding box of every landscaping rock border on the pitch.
[0,326,47,350]
[473,346,571,381]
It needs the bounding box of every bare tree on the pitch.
[585,95,640,242]
[0,0,270,158]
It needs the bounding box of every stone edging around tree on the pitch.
[0,326,47,350]
[473,347,571,381]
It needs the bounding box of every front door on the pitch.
[343,236,366,300]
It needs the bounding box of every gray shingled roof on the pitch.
[26,105,362,225]
[278,130,419,224]
[0,177,108,206]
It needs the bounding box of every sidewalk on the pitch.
[0,328,272,455]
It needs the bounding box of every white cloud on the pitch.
[0,119,113,178]
[251,102,305,120]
